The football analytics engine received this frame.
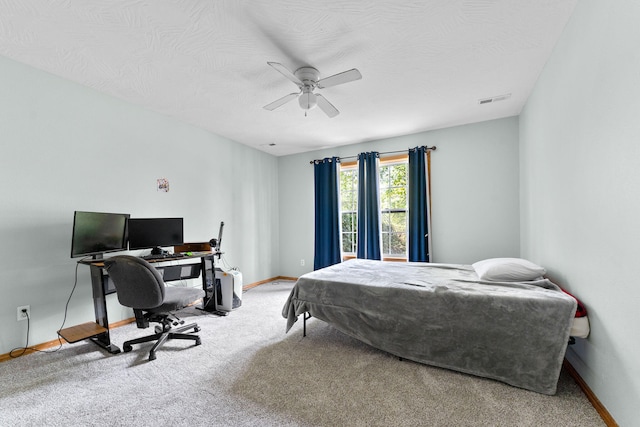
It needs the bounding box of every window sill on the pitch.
[382,256,407,262]
[342,255,407,263]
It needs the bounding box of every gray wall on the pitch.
[277,117,520,278]
[5,4,632,420]
[519,0,640,425]
[0,55,280,355]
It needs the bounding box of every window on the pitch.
[340,167,358,254]
[379,160,407,257]
[339,155,408,260]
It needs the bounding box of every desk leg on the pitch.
[89,334,120,354]
[200,256,215,312]
[89,265,121,354]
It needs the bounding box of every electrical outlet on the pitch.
[300,259,305,266]
[17,305,30,321]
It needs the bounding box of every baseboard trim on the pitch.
[0,338,61,362]
[243,275,297,290]
[1,276,297,362]
[0,317,137,363]
[563,359,618,426]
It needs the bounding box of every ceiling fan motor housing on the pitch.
[294,67,320,86]
[296,67,320,110]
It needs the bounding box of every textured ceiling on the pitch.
[0,0,577,156]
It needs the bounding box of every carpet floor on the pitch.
[0,280,604,426]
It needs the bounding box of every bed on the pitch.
[282,258,583,395]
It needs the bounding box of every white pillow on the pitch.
[472,258,546,282]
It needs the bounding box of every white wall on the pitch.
[520,1,640,425]
[0,55,279,355]
[278,117,520,278]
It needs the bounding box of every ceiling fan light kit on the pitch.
[299,88,317,110]
[263,62,362,118]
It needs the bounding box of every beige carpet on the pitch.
[0,280,604,426]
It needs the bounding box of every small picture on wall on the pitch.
[157,178,169,192]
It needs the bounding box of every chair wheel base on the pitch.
[122,322,202,360]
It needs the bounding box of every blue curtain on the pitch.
[408,146,431,262]
[313,157,342,270]
[356,152,382,260]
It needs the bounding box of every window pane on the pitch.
[380,189,392,210]
[389,232,406,255]
[389,187,406,210]
[381,212,391,233]
[389,211,407,233]
[381,232,390,255]
[342,213,357,232]
[379,166,390,187]
[342,232,355,253]
[342,193,356,212]
[390,164,407,186]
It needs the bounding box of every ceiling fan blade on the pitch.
[316,94,340,118]
[267,62,303,87]
[263,93,299,111]
[317,68,362,89]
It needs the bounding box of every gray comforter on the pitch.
[282,259,577,395]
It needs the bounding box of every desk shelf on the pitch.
[58,322,108,343]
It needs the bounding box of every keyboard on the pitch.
[141,253,186,261]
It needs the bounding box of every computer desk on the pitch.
[58,252,218,354]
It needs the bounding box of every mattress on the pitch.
[282,259,578,395]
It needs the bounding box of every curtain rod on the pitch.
[309,145,436,164]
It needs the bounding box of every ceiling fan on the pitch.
[263,62,362,118]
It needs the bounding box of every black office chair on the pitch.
[104,255,205,361]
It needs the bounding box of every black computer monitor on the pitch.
[128,218,184,254]
[70,211,130,259]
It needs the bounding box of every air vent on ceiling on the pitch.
[478,93,512,105]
